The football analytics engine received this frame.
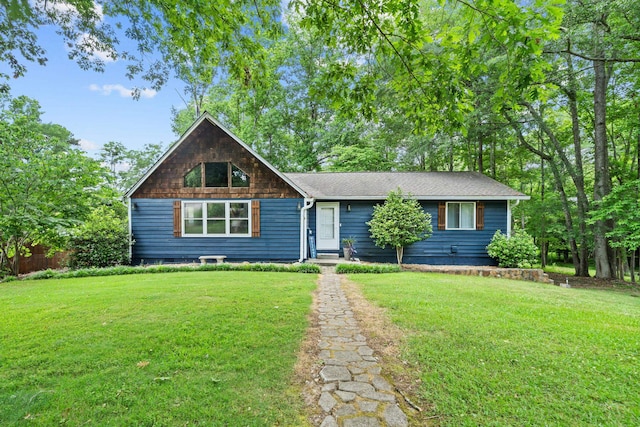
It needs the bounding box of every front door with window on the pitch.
[316,202,340,250]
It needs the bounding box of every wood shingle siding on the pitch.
[131,198,301,264]
[131,120,300,199]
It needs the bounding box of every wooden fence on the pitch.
[17,245,70,274]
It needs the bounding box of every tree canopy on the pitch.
[3,0,640,280]
[0,94,106,275]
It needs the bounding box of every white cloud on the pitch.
[78,138,99,151]
[89,84,157,99]
[77,32,117,63]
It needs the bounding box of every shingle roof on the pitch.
[285,171,529,200]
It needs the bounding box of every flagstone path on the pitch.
[312,267,410,427]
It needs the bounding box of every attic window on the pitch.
[205,162,228,187]
[184,164,202,187]
[183,162,250,188]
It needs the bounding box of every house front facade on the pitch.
[125,113,529,265]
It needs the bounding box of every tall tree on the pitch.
[0,94,105,275]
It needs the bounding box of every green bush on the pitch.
[68,205,130,268]
[486,229,539,268]
[336,263,401,274]
[21,262,320,281]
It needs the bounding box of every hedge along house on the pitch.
[125,113,529,265]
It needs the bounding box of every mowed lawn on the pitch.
[348,273,640,426]
[0,272,316,426]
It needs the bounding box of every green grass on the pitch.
[0,272,316,426]
[543,263,596,277]
[348,272,640,426]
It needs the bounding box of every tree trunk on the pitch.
[592,53,615,279]
[396,246,404,265]
[565,49,591,276]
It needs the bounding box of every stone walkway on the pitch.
[313,267,409,427]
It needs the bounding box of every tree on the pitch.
[2,0,283,95]
[589,180,640,283]
[366,189,432,264]
[0,94,105,276]
[98,142,164,194]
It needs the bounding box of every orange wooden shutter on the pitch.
[476,202,485,230]
[251,200,260,237]
[173,201,181,237]
[438,202,446,230]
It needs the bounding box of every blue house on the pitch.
[125,113,529,265]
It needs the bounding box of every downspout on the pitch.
[299,198,315,262]
[127,197,133,262]
[507,199,520,236]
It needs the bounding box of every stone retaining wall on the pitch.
[402,264,554,284]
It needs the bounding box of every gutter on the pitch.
[299,198,315,262]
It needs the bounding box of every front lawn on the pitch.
[348,272,640,426]
[0,272,316,426]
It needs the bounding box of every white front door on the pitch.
[316,202,340,250]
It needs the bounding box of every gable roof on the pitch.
[285,171,529,201]
[124,112,308,198]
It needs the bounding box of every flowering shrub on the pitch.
[486,229,539,268]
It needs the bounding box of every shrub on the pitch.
[336,263,401,274]
[68,205,130,268]
[21,262,320,281]
[486,229,539,268]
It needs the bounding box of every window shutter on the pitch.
[173,201,181,237]
[438,202,446,230]
[476,202,485,231]
[251,200,260,237]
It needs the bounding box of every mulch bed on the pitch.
[547,272,639,291]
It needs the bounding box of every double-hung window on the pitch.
[183,201,250,236]
[446,202,475,230]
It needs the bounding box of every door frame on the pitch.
[315,202,340,250]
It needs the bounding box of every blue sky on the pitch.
[3,25,184,155]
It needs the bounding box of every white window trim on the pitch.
[446,202,476,230]
[182,200,251,237]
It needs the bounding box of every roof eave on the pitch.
[308,195,531,201]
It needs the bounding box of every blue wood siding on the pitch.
[309,200,507,265]
[131,198,302,264]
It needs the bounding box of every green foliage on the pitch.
[2,1,283,97]
[0,94,106,275]
[366,189,432,264]
[68,204,130,269]
[589,179,640,253]
[487,229,539,268]
[23,262,319,281]
[327,145,393,171]
[335,263,401,274]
